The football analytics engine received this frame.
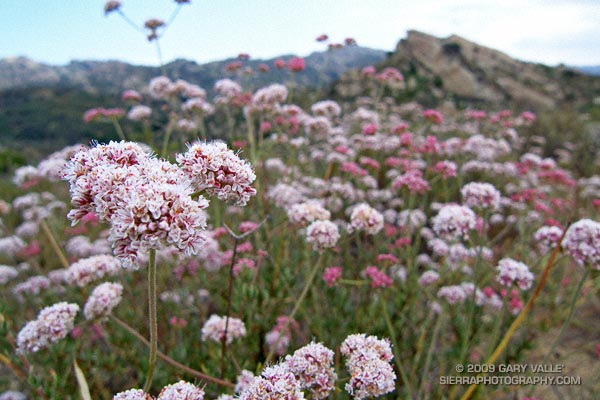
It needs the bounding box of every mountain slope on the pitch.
[336,30,600,109]
[0,46,387,94]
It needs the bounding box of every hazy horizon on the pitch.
[2,0,600,67]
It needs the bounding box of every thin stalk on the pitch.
[110,315,234,388]
[143,249,158,392]
[40,219,69,269]
[542,268,589,365]
[221,236,239,378]
[110,118,127,141]
[417,314,443,400]
[265,253,324,365]
[381,296,415,399]
[459,232,566,400]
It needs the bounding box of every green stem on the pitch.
[417,314,443,400]
[143,249,158,392]
[542,268,589,365]
[381,296,415,399]
[221,237,239,378]
[111,118,127,141]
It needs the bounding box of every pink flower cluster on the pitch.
[201,314,247,344]
[341,334,396,399]
[238,364,304,400]
[83,282,124,320]
[112,381,204,400]
[496,258,534,290]
[283,342,338,399]
[64,141,210,267]
[349,203,384,235]
[363,266,393,288]
[460,182,501,210]
[176,141,257,206]
[16,302,79,354]
[562,219,600,269]
[305,220,340,250]
[432,204,477,240]
[286,200,330,226]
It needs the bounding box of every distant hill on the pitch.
[335,30,600,110]
[0,46,387,95]
[574,65,600,77]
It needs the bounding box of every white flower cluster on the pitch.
[238,364,304,400]
[65,254,122,287]
[84,282,124,320]
[16,302,79,354]
[305,220,340,250]
[460,182,501,210]
[496,258,534,290]
[340,334,396,399]
[157,380,205,400]
[176,141,257,206]
[349,203,384,235]
[311,100,341,119]
[64,141,211,267]
[432,204,477,240]
[286,200,331,226]
[252,83,288,106]
[562,219,600,269]
[284,341,338,399]
[201,314,247,344]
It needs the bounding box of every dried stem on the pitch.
[110,315,234,388]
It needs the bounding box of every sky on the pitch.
[2,0,600,67]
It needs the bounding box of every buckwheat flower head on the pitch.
[201,315,246,344]
[12,275,52,298]
[0,392,27,400]
[235,370,256,394]
[62,140,151,224]
[284,341,337,399]
[112,389,152,400]
[214,79,242,99]
[16,302,79,354]
[0,265,18,285]
[108,180,209,268]
[149,76,173,99]
[437,285,467,305]
[533,225,564,253]
[0,236,26,258]
[562,219,600,269]
[349,203,384,235]
[311,100,342,119]
[418,270,440,286]
[341,334,396,399]
[432,204,477,240]
[287,200,331,225]
[461,182,501,210]
[176,141,256,206]
[66,254,122,287]
[496,258,534,289]
[265,329,291,356]
[305,220,340,250]
[84,282,123,320]
[127,105,152,121]
[238,364,305,400]
[157,381,204,400]
[252,84,288,106]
